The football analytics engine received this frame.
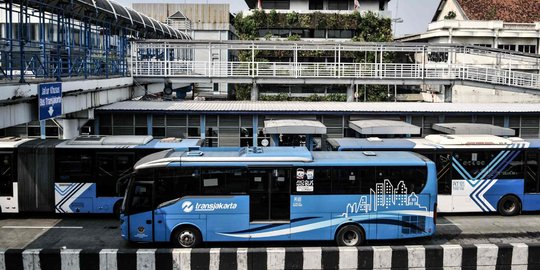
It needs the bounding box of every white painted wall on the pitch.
[451,85,540,103]
[435,0,466,21]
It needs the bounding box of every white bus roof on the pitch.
[0,137,35,148]
[424,134,513,145]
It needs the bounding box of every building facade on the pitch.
[236,0,394,98]
[396,0,540,103]
[133,3,236,98]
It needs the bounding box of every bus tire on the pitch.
[171,226,202,248]
[498,195,521,216]
[335,224,364,246]
[113,200,123,219]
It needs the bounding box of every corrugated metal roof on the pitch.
[96,101,540,114]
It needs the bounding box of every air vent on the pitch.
[161,137,182,143]
[367,137,382,142]
[363,151,377,156]
[187,151,204,157]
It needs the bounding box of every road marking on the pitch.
[1,226,83,229]
[437,223,461,226]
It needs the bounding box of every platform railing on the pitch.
[132,60,540,90]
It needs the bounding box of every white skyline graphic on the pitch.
[342,179,428,218]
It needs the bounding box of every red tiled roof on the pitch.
[456,0,540,23]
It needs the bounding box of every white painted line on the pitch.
[1,226,83,229]
[437,223,461,226]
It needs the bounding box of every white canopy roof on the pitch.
[263,120,327,134]
[349,120,420,135]
[432,123,515,136]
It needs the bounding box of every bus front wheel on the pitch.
[498,195,521,216]
[336,224,364,246]
[172,226,202,248]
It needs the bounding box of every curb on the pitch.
[1,243,539,269]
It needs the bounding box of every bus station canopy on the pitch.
[349,120,420,135]
[263,120,327,135]
[432,123,515,136]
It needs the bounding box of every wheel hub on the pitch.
[179,231,195,247]
[343,230,359,246]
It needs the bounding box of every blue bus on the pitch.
[120,147,437,247]
[327,135,540,216]
[0,135,202,215]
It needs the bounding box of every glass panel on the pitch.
[0,153,14,196]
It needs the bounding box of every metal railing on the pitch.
[132,60,540,90]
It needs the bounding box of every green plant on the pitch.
[286,12,299,26]
[444,11,457,20]
[268,9,278,26]
[287,34,301,41]
[235,84,251,100]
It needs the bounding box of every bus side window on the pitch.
[0,153,13,196]
[96,153,135,197]
[525,151,539,193]
[376,166,427,194]
[436,153,452,195]
[499,151,524,179]
[201,168,248,195]
[56,150,93,183]
[333,167,362,194]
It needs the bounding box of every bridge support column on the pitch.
[251,83,259,101]
[347,84,355,102]
[62,119,83,139]
[444,85,453,103]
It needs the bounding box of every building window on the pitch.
[262,0,290,10]
[328,30,353,39]
[518,45,537,54]
[379,0,386,10]
[328,0,348,10]
[473,44,492,48]
[309,0,323,10]
[498,44,516,51]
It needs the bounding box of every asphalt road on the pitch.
[1,214,539,249]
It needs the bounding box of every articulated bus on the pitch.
[0,136,201,215]
[120,147,437,247]
[327,135,540,216]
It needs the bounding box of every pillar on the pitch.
[62,119,80,139]
[200,115,206,141]
[347,84,354,102]
[251,83,259,101]
[252,115,258,147]
[146,115,153,135]
[444,85,452,103]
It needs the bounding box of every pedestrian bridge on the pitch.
[131,40,540,92]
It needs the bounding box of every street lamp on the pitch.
[392,18,404,37]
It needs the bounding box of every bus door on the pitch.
[0,151,16,213]
[127,181,154,242]
[435,152,453,212]
[248,168,291,238]
[525,150,539,194]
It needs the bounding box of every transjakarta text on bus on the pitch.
[120,147,437,247]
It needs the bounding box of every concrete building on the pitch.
[239,0,394,98]
[133,3,236,98]
[396,0,540,103]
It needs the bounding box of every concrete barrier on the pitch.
[0,243,538,269]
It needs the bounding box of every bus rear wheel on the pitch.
[172,226,202,248]
[336,224,364,246]
[498,195,521,216]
